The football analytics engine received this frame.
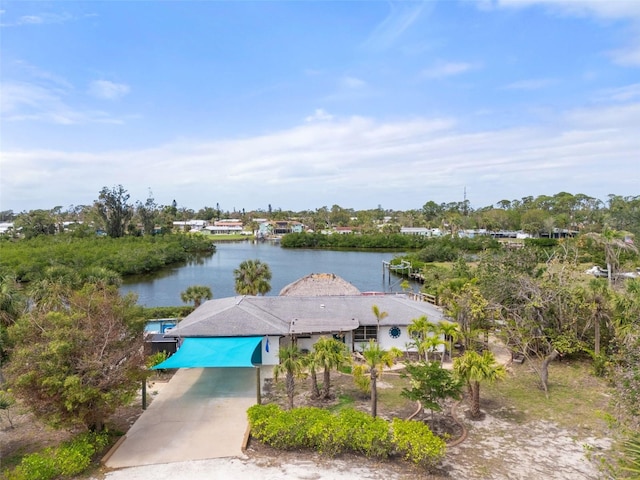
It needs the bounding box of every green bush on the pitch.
[352,364,371,395]
[391,418,446,468]
[146,351,169,369]
[142,306,194,319]
[0,234,215,282]
[249,404,445,467]
[338,408,392,458]
[5,431,110,480]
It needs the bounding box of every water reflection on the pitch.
[121,240,414,307]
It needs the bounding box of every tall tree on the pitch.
[453,350,506,419]
[233,259,272,296]
[180,285,213,308]
[438,321,461,362]
[273,344,305,410]
[361,339,393,418]
[6,284,146,431]
[14,209,58,238]
[443,284,489,350]
[312,336,350,399]
[95,185,134,238]
[136,191,158,236]
[577,278,613,356]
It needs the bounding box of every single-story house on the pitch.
[156,289,446,391]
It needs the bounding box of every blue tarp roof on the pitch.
[152,336,263,369]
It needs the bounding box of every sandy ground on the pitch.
[94,408,611,480]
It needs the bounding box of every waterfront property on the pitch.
[155,274,445,390]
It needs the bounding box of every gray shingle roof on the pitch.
[167,294,444,338]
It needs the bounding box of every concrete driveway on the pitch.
[104,367,257,469]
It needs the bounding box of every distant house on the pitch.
[0,222,14,235]
[157,274,446,389]
[400,227,442,237]
[173,220,208,232]
[258,220,304,236]
[203,225,244,235]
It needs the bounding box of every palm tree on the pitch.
[586,228,638,285]
[453,350,506,419]
[313,337,350,399]
[613,279,640,345]
[28,266,78,312]
[408,315,441,361]
[233,259,272,296]
[303,352,321,399]
[362,339,388,417]
[580,279,612,356]
[419,335,446,363]
[0,272,25,328]
[273,344,305,410]
[438,321,461,362]
[180,285,213,308]
[371,304,388,339]
[80,267,122,287]
[0,272,25,384]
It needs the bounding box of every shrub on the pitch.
[352,364,371,395]
[391,418,446,469]
[146,351,169,369]
[338,408,392,458]
[248,405,394,459]
[5,431,110,480]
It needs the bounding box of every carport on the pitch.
[152,336,263,369]
[104,337,265,469]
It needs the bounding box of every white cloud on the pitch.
[489,0,640,20]
[305,109,334,122]
[486,0,640,67]
[0,81,125,125]
[421,62,477,79]
[88,80,131,100]
[362,1,430,51]
[2,100,638,212]
[16,12,72,25]
[596,83,640,102]
[609,41,640,67]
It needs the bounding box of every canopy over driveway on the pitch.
[152,336,263,369]
[104,367,256,468]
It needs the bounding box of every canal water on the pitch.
[121,240,412,307]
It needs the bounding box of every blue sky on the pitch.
[1,0,639,213]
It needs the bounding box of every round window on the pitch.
[389,326,401,339]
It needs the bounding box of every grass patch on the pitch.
[328,394,355,413]
[377,374,413,412]
[482,360,611,431]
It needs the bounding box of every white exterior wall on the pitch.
[352,326,445,353]
[261,336,280,366]
[378,325,413,351]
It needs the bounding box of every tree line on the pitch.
[2,187,639,239]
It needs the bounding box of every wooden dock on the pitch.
[382,261,437,305]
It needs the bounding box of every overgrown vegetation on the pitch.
[6,285,147,432]
[4,431,110,480]
[0,234,215,281]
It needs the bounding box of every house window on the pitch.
[354,326,378,342]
